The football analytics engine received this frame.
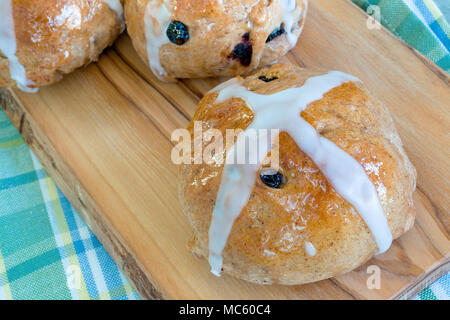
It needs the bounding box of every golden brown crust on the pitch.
[124,0,307,81]
[179,63,416,285]
[0,0,123,90]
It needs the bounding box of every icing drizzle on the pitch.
[280,0,300,47]
[304,241,316,256]
[144,0,172,80]
[0,0,37,92]
[208,71,393,276]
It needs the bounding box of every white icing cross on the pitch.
[208,71,393,276]
[144,0,172,80]
[281,0,300,47]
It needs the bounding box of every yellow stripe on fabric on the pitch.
[426,0,450,39]
[92,287,128,300]
[122,283,136,298]
[43,177,72,245]
[28,149,90,300]
[0,137,23,149]
[424,0,443,20]
[41,175,90,299]
[109,283,136,300]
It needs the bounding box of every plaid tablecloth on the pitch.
[0,0,449,300]
[353,0,449,72]
[0,110,139,300]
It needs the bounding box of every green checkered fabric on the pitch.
[353,0,450,72]
[0,110,139,299]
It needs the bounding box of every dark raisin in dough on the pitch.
[266,26,286,43]
[166,21,189,45]
[259,75,278,82]
[228,32,253,66]
[260,171,284,188]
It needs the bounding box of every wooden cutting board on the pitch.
[1,0,449,299]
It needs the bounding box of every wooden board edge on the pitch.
[0,88,163,300]
[408,47,450,85]
[393,256,450,300]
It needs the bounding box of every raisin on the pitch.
[166,21,189,45]
[259,75,278,82]
[260,170,284,188]
[266,26,286,43]
[228,32,253,66]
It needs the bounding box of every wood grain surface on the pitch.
[1,0,449,299]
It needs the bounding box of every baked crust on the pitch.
[0,0,123,90]
[125,0,307,81]
[179,63,416,285]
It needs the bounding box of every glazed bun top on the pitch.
[125,0,307,81]
[179,63,416,285]
[0,0,124,91]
